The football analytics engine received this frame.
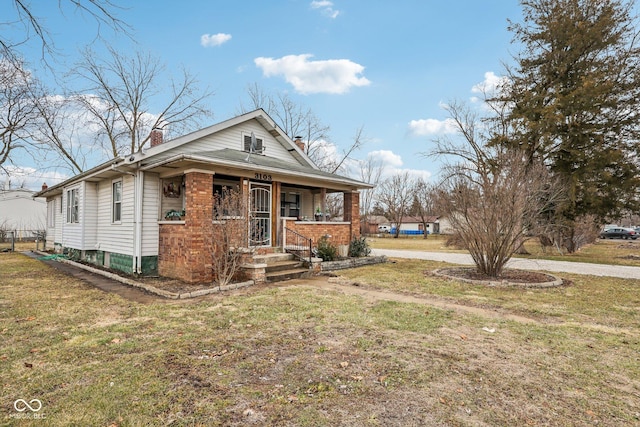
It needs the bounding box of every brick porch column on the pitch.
[343,191,360,239]
[184,171,214,282]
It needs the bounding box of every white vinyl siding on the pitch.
[141,173,159,256]
[95,175,134,256]
[83,182,98,249]
[164,120,301,166]
[54,195,63,245]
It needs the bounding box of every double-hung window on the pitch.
[66,189,79,223]
[112,180,122,223]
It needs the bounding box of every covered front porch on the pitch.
[156,170,362,284]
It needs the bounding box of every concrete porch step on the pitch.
[266,260,305,273]
[253,252,296,265]
[266,267,312,283]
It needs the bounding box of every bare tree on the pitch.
[2,0,130,70]
[358,154,385,232]
[378,171,415,239]
[239,83,366,174]
[412,178,436,239]
[430,101,563,277]
[0,60,39,172]
[211,188,252,288]
[240,83,330,161]
[70,46,213,159]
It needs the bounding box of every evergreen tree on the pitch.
[500,0,640,251]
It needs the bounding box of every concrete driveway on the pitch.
[371,249,640,280]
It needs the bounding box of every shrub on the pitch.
[348,236,371,257]
[315,235,337,261]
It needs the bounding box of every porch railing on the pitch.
[284,227,313,265]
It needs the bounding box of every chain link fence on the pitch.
[0,230,47,252]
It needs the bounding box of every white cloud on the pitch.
[408,118,458,137]
[2,166,70,190]
[254,54,370,95]
[200,33,232,47]
[310,1,340,18]
[368,150,403,168]
[471,71,506,95]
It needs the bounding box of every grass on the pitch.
[1,250,640,426]
[368,234,640,267]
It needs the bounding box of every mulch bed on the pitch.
[431,267,566,288]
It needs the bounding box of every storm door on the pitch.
[249,182,271,246]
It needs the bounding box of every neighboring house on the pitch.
[0,188,47,237]
[34,109,373,284]
[391,215,452,235]
[362,215,390,234]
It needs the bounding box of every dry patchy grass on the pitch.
[1,252,639,426]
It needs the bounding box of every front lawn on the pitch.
[1,252,639,426]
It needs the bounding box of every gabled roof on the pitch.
[35,108,372,198]
[143,108,318,170]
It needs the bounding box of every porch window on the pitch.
[281,192,300,218]
[112,180,122,223]
[66,188,79,223]
[214,181,242,218]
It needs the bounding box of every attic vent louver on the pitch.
[243,133,263,154]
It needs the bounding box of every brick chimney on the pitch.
[294,136,305,152]
[150,128,163,147]
[41,182,48,191]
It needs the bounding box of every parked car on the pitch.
[599,227,638,240]
[378,225,391,233]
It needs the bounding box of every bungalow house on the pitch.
[34,109,373,284]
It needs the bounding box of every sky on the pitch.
[3,0,525,190]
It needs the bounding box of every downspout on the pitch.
[133,170,144,274]
[111,164,142,274]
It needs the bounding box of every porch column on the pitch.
[184,172,214,282]
[343,191,360,239]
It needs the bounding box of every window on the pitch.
[66,188,79,223]
[112,180,122,222]
[280,192,300,218]
[243,133,264,154]
[47,200,55,227]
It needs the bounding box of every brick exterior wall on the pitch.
[158,180,364,284]
[286,221,352,246]
[344,191,360,238]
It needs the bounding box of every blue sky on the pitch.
[5,0,524,189]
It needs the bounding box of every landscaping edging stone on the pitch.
[33,251,254,299]
[320,255,388,271]
[32,252,388,298]
[433,267,564,288]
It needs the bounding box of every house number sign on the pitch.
[254,172,272,181]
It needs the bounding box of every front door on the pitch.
[249,182,271,246]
